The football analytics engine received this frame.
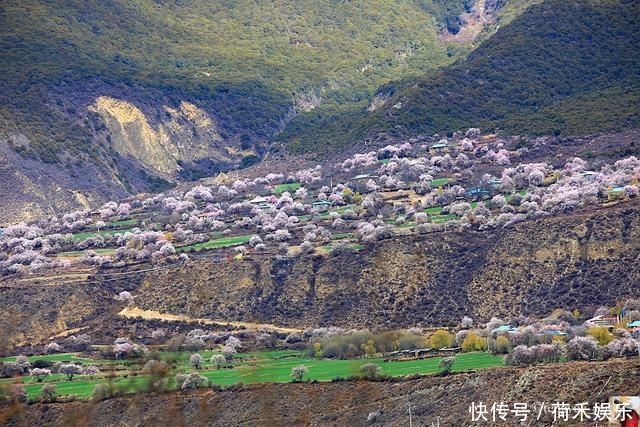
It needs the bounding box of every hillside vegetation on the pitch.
[0,0,477,163]
[282,0,640,152]
[0,0,508,221]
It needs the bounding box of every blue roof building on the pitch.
[493,325,516,333]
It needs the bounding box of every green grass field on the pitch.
[430,214,458,224]
[71,229,132,242]
[421,206,458,224]
[330,233,355,240]
[1,353,95,364]
[298,205,354,222]
[1,351,503,401]
[71,218,140,241]
[274,182,301,194]
[430,178,451,187]
[199,351,502,386]
[424,205,444,215]
[505,190,528,202]
[175,235,252,252]
[318,243,364,253]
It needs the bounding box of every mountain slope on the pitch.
[281,0,640,152]
[0,0,485,154]
[0,0,488,221]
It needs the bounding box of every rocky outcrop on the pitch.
[367,90,392,112]
[0,94,249,223]
[0,137,128,225]
[90,97,234,177]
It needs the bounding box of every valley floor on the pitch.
[0,351,502,401]
[3,358,638,426]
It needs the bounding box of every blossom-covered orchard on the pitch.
[1,129,638,276]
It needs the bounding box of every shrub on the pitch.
[312,330,427,359]
[439,356,456,374]
[82,365,100,379]
[64,334,91,352]
[189,353,203,369]
[9,384,26,403]
[494,336,511,354]
[284,333,302,344]
[429,330,453,349]
[455,330,469,346]
[44,342,61,354]
[462,332,487,352]
[58,364,83,381]
[506,345,536,366]
[222,345,237,363]
[2,362,24,378]
[180,372,208,390]
[141,360,169,377]
[210,354,226,369]
[604,338,640,359]
[566,337,599,361]
[15,355,31,372]
[533,344,560,363]
[115,291,134,302]
[360,363,382,380]
[290,365,308,382]
[40,384,57,402]
[92,384,112,402]
[30,368,51,382]
[460,316,474,329]
[587,326,613,346]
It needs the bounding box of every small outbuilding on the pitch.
[493,325,516,333]
[312,200,332,208]
[627,320,640,328]
[249,196,268,204]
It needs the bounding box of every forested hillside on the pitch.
[282,0,640,152]
[2,0,636,220]
[0,0,477,162]
[0,0,488,221]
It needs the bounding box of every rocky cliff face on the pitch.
[90,96,234,177]
[5,359,638,426]
[0,94,249,224]
[2,202,638,346]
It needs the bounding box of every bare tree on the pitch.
[290,365,308,382]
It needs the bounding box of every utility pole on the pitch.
[407,400,413,427]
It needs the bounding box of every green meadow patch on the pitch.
[1,351,503,400]
[274,182,302,194]
[176,235,252,252]
[430,178,451,187]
